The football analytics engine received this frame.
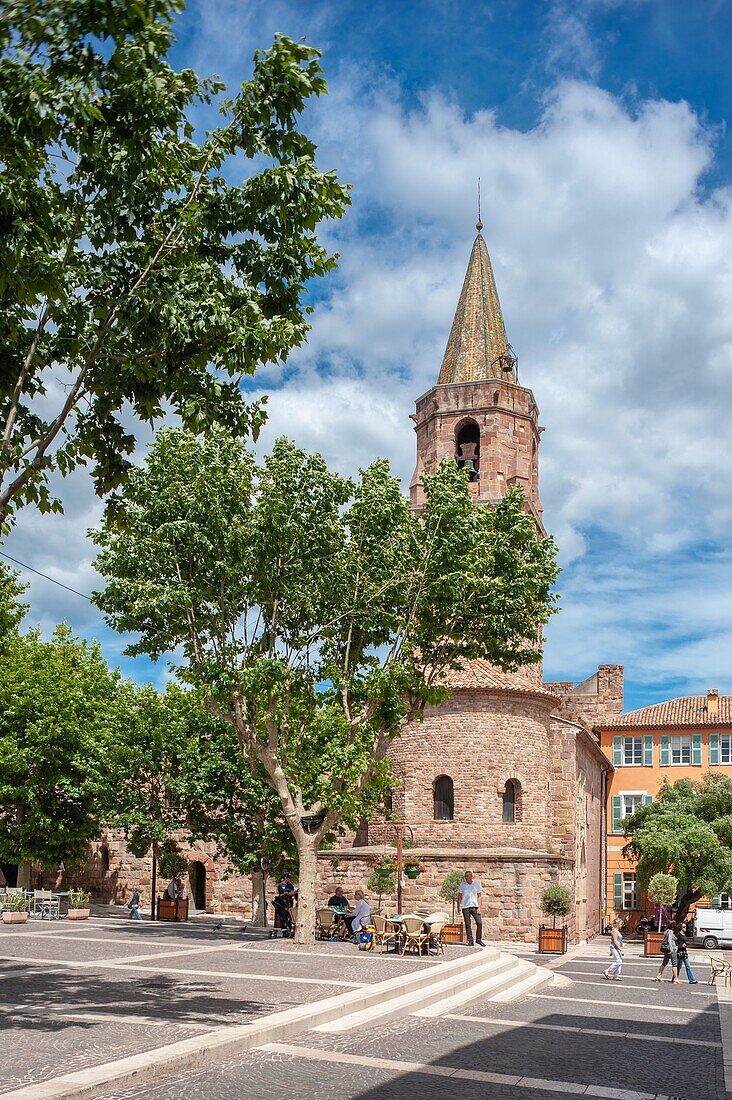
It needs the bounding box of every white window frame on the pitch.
[622,736,643,766]
[670,734,692,765]
[623,873,640,910]
[621,793,645,818]
[721,735,732,765]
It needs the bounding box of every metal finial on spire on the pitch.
[476,177,483,232]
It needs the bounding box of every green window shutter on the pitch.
[611,794,624,833]
[643,735,654,766]
[692,732,702,766]
[711,895,722,909]
[612,736,623,767]
[643,794,653,806]
[613,872,623,911]
[709,733,720,766]
[660,734,671,766]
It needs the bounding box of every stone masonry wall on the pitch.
[381,689,555,851]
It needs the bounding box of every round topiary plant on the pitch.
[541,884,573,929]
[647,872,678,931]
[158,839,187,880]
[439,869,466,922]
[367,866,396,913]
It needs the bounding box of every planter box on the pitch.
[538,925,567,954]
[68,908,90,921]
[2,911,28,925]
[157,897,189,922]
[442,923,464,944]
[644,930,665,956]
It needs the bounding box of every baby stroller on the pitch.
[269,894,295,938]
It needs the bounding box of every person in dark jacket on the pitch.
[676,925,698,984]
[127,887,143,920]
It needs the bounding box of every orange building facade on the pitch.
[598,689,732,926]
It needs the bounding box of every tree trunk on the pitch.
[151,841,158,922]
[293,835,319,945]
[674,889,702,930]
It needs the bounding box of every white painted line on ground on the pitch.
[558,977,710,994]
[0,954,363,987]
[260,1041,664,1099]
[529,992,718,1015]
[443,1013,721,1048]
[0,1007,216,1030]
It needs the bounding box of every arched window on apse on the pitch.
[100,845,110,873]
[434,775,454,820]
[502,779,518,824]
[456,420,480,483]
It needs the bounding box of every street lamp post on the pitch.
[381,822,413,914]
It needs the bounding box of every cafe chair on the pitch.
[315,908,338,940]
[400,915,430,956]
[372,914,401,953]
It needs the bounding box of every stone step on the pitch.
[315,947,516,1032]
[414,953,555,1016]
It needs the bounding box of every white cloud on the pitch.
[6,14,732,705]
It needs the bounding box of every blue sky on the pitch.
[8,0,732,712]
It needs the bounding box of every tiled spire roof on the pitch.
[438,226,515,385]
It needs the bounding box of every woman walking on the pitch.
[655,925,679,983]
[676,924,698,984]
[603,918,624,980]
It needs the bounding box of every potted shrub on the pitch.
[67,888,91,921]
[1,891,29,925]
[644,873,678,956]
[439,869,466,943]
[538,884,572,953]
[367,864,396,914]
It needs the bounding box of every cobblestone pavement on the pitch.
[0,917,460,1091]
[96,942,729,1100]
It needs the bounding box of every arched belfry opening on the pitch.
[456,420,480,483]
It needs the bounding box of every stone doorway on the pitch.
[0,863,18,887]
[189,861,206,911]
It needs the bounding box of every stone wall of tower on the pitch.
[545,664,624,729]
[410,377,543,531]
[376,688,556,851]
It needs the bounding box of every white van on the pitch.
[693,907,732,949]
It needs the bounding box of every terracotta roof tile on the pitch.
[439,658,558,700]
[599,695,732,730]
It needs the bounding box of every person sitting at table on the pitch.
[328,886,349,911]
[340,889,371,939]
[165,874,184,901]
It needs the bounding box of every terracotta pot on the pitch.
[644,930,665,956]
[2,911,28,924]
[67,908,90,921]
[538,925,567,954]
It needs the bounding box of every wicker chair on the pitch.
[315,908,338,940]
[427,920,446,956]
[708,955,732,986]
[401,916,430,956]
[372,914,401,954]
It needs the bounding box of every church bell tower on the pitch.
[409,218,544,535]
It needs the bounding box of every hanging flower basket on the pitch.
[372,859,396,878]
[403,862,426,880]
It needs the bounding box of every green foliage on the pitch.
[0,3,349,527]
[1,891,28,912]
[367,865,395,909]
[0,561,27,647]
[647,873,678,908]
[439,869,465,906]
[0,623,120,867]
[157,839,187,880]
[92,427,559,940]
[541,885,573,918]
[625,775,732,925]
[67,888,90,909]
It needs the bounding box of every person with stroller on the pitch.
[271,872,298,937]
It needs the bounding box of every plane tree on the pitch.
[92,427,559,943]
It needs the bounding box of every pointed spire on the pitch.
[438,225,516,385]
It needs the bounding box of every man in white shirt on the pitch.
[458,870,485,947]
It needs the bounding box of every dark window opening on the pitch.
[502,780,516,823]
[456,421,480,482]
[434,775,454,820]
[384,791,393,816]
[100,845,110,874]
